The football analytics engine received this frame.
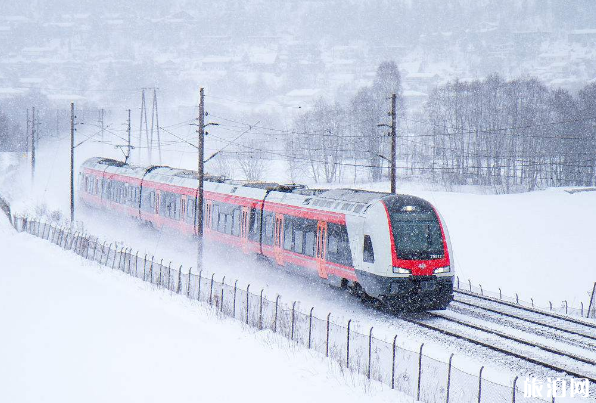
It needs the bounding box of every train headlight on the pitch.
[433,266,450,274]
[393,267,411,274]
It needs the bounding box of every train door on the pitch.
[274,213,284,265]
[154,191,160,215]
[316,221,328,279]
[240,207,250,253]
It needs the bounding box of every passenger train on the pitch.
[79,157,455,310]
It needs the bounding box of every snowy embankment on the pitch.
[0,217,404,403]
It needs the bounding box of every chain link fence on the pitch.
[11,215,579,403]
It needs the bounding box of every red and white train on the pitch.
[79,157,454,310]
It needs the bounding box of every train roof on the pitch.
[79,158,424,217]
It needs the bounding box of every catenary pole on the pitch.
[197,88,205,271]
[126,109,131,163]
[70,102,75,223]
[390,93,397,194]
[26,108,30,172]
[31,107,36,181]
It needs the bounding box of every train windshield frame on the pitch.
[387,206,444,260]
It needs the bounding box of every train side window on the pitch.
[283,218,293,250]
[293,229,304,254]
[263,212,274,245]
[328,235,338,255]
[232,209,241,236]
[175,194,181,220]
[212,204,220,230]
[327,223,353,267]
[219,213,227,233]
[187,197,195,222]
[248,208,261,242]
[304,231,315,257]
[363,235,375,263]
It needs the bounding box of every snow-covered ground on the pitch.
[0,215,407,403]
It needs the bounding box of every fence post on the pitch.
[135,252,139,278]
[246,284,250,325]
[587,282,596,318]
[209,273,215,304]
[85,237,91,259]
[515,293,519,304]
[391,335,397,389]
[221,277,225,313]
[308,307,314,349]
[104,242,111,265]
[158,259,163,286]
[166,262,172,290]
[531,298,534,307]
[346,319,352,368]
[70,232,78,251]
[512,376,518,403]
[197,270,202,300]
[92,240,98,261]
[259,290,264,329]
[177,265,183,294]
[143,254,147,280]
[367,326,374,379]
[581,302,584,317]
[233,280,238,318]
[564,300,568,314]
[273,295,279,332]
[478,366,484,403]
[291,301,296,340]
[326,313,331,357]
[111,247,119,270]
[479,284,483,295]
[417,343,424,401]
[117,247,125,270]
[446,353,454,403]
[149,256,154,283]
[549,301,553,311]
[499,288,502,299]
[187,267,192,297]
[99,241,105,263]
[468,279,472,292]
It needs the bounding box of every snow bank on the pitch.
[0,225,407,403]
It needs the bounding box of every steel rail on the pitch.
[401,315,596,384]
[454,289,596,329]
[427,312,596,366]
[451,299,596,343]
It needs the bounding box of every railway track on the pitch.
[454,289,596,330]
[401,312,596,385]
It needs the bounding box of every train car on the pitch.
[79,157,454,310]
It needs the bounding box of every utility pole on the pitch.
[31,107,36,181]
[99,108,105,154]
[70,102,75,223]
[197,87,205,271]
[125,109,131,163]
[26,108,30,161]
[139,89,149,163]
[152,88,162,164]
[390,93,397,194]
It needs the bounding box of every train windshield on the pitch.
[388,208,444,260]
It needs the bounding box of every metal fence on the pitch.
[11,215,557,403]
[454,275,594,319]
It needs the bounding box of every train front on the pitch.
[356,195,454,310]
